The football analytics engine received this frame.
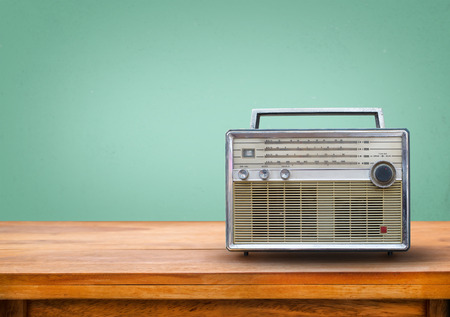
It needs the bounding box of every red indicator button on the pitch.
[380,226,387,234]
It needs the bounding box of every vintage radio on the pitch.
[226,108,410,255]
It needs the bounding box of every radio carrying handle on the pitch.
[250,108,385,129]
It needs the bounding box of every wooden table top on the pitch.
[0,221,449,300]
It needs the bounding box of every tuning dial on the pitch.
[370,161,396,188]
[238,169,249,180]
[280,169,290,180]
[259,169,269,180]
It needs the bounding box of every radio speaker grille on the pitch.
[233,181,402,244]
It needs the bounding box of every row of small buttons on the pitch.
[238,169,290,180]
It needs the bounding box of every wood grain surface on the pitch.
[0,300,26,317]
[26,299,427,317]
[427,300,449,317]
[1,285,449,300]
[0,221,449,300]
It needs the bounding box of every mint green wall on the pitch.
[1,1,449,221]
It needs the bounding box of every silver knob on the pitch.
[238,169,249,180]
[259,169,269,180]
[280,169,290,180]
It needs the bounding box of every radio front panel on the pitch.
[233,136,402,169]
[226,130,410,252]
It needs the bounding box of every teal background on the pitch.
[0,1,449,221]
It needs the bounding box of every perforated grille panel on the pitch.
[233,181,402,244]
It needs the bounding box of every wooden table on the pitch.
[0,221,449,316]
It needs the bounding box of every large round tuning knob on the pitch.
[370,161,396,188]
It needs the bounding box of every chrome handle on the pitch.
[250,108,385,129]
